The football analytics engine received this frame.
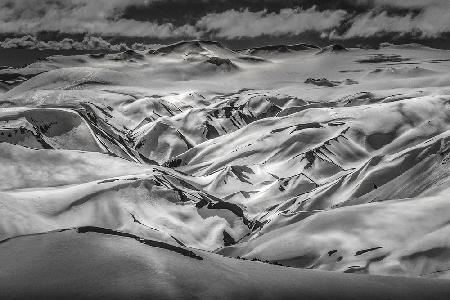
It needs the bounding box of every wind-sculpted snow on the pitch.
[1,41,450,297]
[3,229,450,300]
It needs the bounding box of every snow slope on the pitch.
[1,41,450,297]
[2,228,450,300]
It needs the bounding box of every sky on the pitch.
[0,0,449,51]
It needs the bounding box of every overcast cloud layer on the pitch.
[0,0,449,49]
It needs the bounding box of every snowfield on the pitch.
[1,40,450,299]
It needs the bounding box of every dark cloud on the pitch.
[355,0,447,9]
[122,0,371,25]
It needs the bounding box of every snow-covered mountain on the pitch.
[1,40,450,298]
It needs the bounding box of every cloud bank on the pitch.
[0,0,448,47]
[196,7,347,38]
[0,0,198,38]
[0,35,127,51]
[330,0,450,39]
[0,35,163,51]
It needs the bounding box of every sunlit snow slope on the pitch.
[1,41,450,298]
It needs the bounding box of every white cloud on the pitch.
[0,0,448,42]
[0,1,349,41]
[0,35,128,51]
[196,7,348,38]
[331,4,450,39]
[0,0,199,38]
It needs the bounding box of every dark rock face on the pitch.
[304,78,340,87]
[244,43,320,56]
[205,57,239,71]
[317,44,348,54]
[76,226,203,260]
